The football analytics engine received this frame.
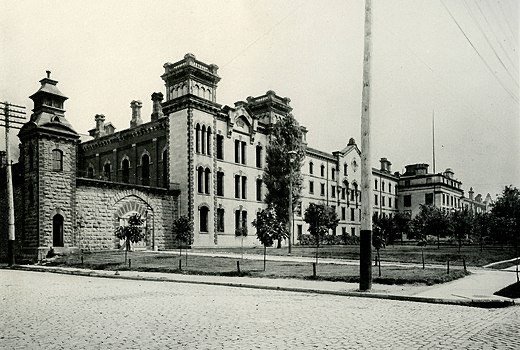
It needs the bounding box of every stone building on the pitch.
[0,54,488,261]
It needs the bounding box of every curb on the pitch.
[3,265,515,309]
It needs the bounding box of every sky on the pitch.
[1,0,518,198]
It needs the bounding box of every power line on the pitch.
[222,3,305,69]
[473,0,519,76]
[440,0,519,104]
[462,0,519,88]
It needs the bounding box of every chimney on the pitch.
[151,92,164,121]
[95,114,105,138]
[130,100,143,127]
[380,158,392,173]
[469,187,474,200]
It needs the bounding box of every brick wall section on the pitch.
[75,181,178,251]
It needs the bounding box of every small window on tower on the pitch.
[52,149,63,171]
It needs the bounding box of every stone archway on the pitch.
[112,194,154,250]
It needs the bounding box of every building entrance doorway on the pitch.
[118,211,148,250]
[52,214,64,247]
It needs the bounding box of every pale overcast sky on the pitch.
[1,0,518,198]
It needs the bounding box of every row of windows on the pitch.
[374,179,394,194]
[87,151,167,187]
[374,194,397,209]
[308,162,349,178]
[199,207,249,234]
[195,124,211,155]
[308,181,360,201]
[403,193,462,208]
[200,171,263,201]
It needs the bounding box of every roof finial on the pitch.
[46,70,51,78]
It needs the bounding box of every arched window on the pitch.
[122,159,130,183]
[256,145,262,168]
[343,163,348,176]
[87,166,94,178]
[309,162,314,175]
[199,206,209,233]
[162,150,168,188]
[52,149,63,171]
[204,168,211,194]
[53,214,64,247]
[201,125,206,154]
[103,163,111,180]
[141,154,150,186]
[28,146,34,171]
[197,167,204,193]
[206,127,211,155]
[195,124,201,153]
[320,164,325,177]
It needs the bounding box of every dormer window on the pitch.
[52,116,60,123]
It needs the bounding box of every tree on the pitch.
[114,213,145,264]
[411,205,450,248]
[472,212,491,251]
[392,212,411,243]
[235,226,248,260]
[172,216,193,266]
[491,186,520,248]
[304,203,339,265]
[263,114,305,248]
[372,214,393,276]
[449,207,473,252]
[252,206,287,271]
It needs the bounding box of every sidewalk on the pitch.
[4,262,516,309]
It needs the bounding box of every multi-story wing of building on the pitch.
[0,54,489,261]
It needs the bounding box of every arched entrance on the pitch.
[112,194,154,250]
[52,214,64,247]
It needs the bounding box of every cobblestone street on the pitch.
[1,270,518,349]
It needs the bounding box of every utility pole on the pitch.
[1,102,26,266]
[359,0,373,291]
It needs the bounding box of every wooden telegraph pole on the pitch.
[359,0,374,291]
[1,102,26,266]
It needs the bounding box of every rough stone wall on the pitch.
[37,138,77,249]
[75,182,177,251]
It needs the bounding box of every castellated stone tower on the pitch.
[18,71,80,260]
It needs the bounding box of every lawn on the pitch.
[47,250,468,286]
[201,244,518,267]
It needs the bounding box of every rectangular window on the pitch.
[234,140,240,163]
[374,194,378,205]
[388,197,392,208]
[342,227,346,236]
[331,168,335,180]
[350,208,355,221]
[235,210,240,230]
[241,141,246,165]
[382,181,385,192]
[404,195,411,207]
[256,179,262,201]
[241,211,248,230]
[375,179,378,190]
[52,149,63,171]
[350,190,354,201]
[351,227,355,236]
[241,176,247,199]
[331,185,336,198]
[382,196,385,207]
[216,135,224,160]
[234,175,240,198]
[309,162,314,174]
[216,172,224,196]
[217,208,225,232]
[425,193,434,205]
[309,181,314,194]
[341,187,346,200]
[341,207,346,220]
[320,183,325,196]
[320,165,324,177]
[442,194,445,205]
[256,146,262,168]
[389,183,392,193]
[344,163,347,176]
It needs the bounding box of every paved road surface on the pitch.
[1,270,518,349]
